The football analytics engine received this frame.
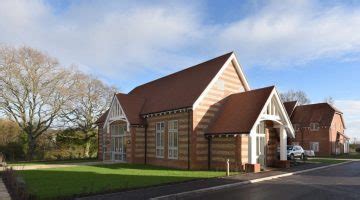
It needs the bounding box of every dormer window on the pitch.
[310,123,320,131]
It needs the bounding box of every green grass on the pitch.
[16,163,227,199]
[8,158,97,166]
[308,158,347,164]
[330,152,360,159]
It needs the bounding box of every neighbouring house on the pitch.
[284,101,350,156]
[96,52,295,172]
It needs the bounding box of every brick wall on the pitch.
[193,60,247,169]
[291,113,346,156]
[145,111,190,169]
[330,113,346,154]
[210,134,248,171]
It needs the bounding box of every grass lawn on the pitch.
[330,152,360,159]
[308,158,347,164]
[8,158,97,166]
[16,163,228,199]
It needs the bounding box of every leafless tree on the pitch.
[280,90,311,105]
[62,72,116,157]
[0,119,21,146]
[0,46,76,160]
[323,96,335,105]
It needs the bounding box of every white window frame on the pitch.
[310,123,320,131]
[168,120,178,159]
[310,142,319,152]
[156,122,165,158]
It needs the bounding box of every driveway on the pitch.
[182,161,360,200]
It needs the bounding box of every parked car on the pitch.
[287,145,305,160]
[304,150,315,157]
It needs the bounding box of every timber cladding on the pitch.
[145,112,190,169]
[193,61,247,169]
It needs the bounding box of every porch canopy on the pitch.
[206,86,295,165]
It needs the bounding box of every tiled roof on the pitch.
[283,101,297,116]
[129,52,233,115]
[290,103,338,126]
[96,52,233,124]
[206,86,275,135]
[116,93,146,125]
[95,109,108,124]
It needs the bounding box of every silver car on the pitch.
[287,145,305,160]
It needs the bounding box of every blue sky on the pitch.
[0,0,359,139]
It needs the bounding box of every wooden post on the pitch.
[226,159,230,176]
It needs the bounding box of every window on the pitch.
[310,123,320,131]
[256,121,265,134]
[310,142,319,152]
[156,122,165,158]
[168,120,178,159]
[110,124,126,136]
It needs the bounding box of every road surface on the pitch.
[182,161,360,200]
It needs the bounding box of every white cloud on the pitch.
[0,0,203,83]
[335,100,360,140]
[1,0,360,86]
[216,0,360,67]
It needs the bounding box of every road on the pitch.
[182,161,360,200]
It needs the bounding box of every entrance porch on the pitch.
[102,121,128,162]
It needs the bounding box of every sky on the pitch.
[0,0,359,139]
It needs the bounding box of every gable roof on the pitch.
[129,52,234,115]
[290,103,342,127]
[283,101,297,117]
[96,52,238,124]
[115,93,146,125]
[95,109,109,124]
[206,86,275,135]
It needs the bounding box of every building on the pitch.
[284,101,350,156]
[96,52,295,172]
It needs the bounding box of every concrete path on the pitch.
[78,162,331,200]
[0,178,11,200]
[181,161,360,200]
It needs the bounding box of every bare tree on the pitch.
[62,72,116,157]
[0,46,76,160]
[324,96,335,105]
[280,90,311,105]
[0,119,21,145]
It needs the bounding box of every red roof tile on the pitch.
[206,86,275,135]
[129,52,233,115]
[283,101,297,116]
[290,103,338,126]
[116,93,145,125]
[95,109,108,124]
[96,52,234,124]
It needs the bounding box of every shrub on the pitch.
[355,147,360,153]
[0,142,25,161]
[2,168,34,200]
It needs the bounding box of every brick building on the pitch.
[96,52,295,171]
[284,101,350,156]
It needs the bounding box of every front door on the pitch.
[256,134,266,168]
[111,136,125,161]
